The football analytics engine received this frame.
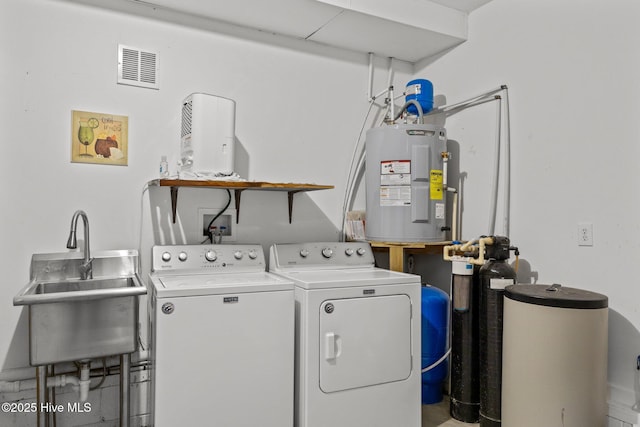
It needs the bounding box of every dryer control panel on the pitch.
[270,242,374,270]
[152,244,265,273]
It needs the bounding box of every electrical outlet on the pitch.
[198,208,236,241]
[578,222,593,246]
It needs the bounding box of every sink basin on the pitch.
[14,250,146,366]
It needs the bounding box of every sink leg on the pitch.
[120,354,130,427]
[48,365,57,427]
[36,366,47,427]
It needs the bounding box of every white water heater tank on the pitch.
[365,123,447,242]
[180,93,235,175]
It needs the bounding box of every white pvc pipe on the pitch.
[347,152,366,213]
[433,86,504,114]
[0,374,80,393]
[371,87,389,101]
[426,88,510,238]
[341,101,375,240]
[503,86,511,237]
[448,188,459,242]
[442,153,448,188]
[422,348,451,373]
[368,53,374,101]
[450,236,493,266]
[387,57,395,120]
[487,97,501,235]
[78,363,91,402]
[389,85,395,123]
[432,96,499,118]
[442,152,460,242]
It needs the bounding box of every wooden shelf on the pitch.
[369,241,451,272]
[149,179,334,224]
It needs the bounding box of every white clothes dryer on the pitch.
[269,242,421,427]
[148,244,294,427]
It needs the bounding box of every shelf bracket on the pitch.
[170,186,179,224]
[234,189,244,224]
[287,190,302,224]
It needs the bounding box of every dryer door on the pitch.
[319,294,412,393]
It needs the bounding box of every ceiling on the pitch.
[75,0,493,62]
[427,0,492,13]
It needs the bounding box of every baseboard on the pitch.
[609,383,640,426]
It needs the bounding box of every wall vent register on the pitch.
[118,44,159,90]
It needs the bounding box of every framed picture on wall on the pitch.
[71,110,129,165]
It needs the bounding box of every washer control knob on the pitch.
[322,248,334,259]
[300,249,310,258]
[178,252,188,262]
[345,248,354,256]
[234,250,243,260]
[205,250,217,262]
[356,247,366,256]
[248,250,258,260]
[161,252,171,262]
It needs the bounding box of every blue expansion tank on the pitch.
[406,79,434,115]
[421,284,449,404]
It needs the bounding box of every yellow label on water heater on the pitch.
[430,170,443,200]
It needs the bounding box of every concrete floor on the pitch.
[422,397,479,427]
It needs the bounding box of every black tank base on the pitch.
[450,398,479,423]
[480,414,501,427]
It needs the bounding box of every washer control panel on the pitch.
[270,242,374,269]
[152,245,265,273]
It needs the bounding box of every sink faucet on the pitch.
[66,210,93,279]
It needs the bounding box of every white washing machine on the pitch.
[148,244,294,426]
[269,242,421,427]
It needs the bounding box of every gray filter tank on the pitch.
[365,123,447,242]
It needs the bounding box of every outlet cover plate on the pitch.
[578,222,593,246]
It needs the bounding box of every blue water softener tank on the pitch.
[421,284,449,404]
[406,79,434,115]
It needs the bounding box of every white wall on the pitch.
[0,0,412,375]
[416,0,640,411]
[4,0,639,423]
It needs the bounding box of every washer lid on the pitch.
[505,284,608,309]
[272,268,420,290]
[152,271,293,297]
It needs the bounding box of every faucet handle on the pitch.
[79,257,94,279]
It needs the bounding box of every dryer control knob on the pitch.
[356,247,366,256]
[248,250,258,260]
[205,250,217,262]
[161,252,171,262]
[345,248,354,256]
[300,249,310,258]
[234,250,243,260]
[178,252,188,262]
[322,248,334,259]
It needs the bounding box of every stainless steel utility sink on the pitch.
[20,276,143,302]
[14,250,146,366]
